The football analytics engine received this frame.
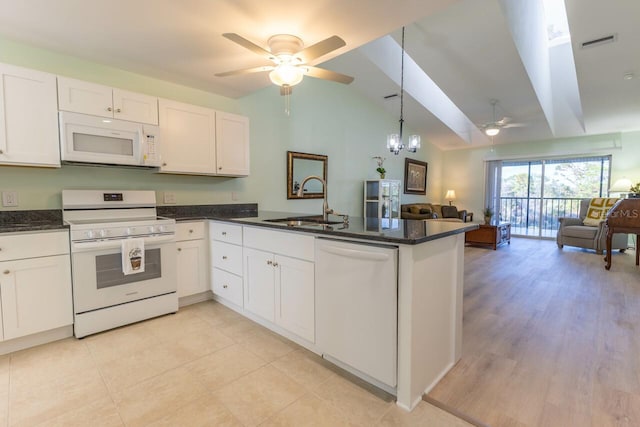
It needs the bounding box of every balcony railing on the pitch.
[497,197,584,238]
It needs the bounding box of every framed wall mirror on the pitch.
[287,151,328,199]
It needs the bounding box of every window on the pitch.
[488,156,611,237]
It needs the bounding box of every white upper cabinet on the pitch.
[158,99,250,176]
[158,98,217,174]
[0,63,60,167]
[57,76,158,125]
[216,111,250,176]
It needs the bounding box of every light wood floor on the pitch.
[428,237,640,427]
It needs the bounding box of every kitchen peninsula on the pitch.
[211,210,477,411]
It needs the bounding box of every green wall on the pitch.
[442,131,640,216]
[0,36,440,215]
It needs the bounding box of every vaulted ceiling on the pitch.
[0,0,637,150]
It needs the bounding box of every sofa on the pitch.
[401,203,467,222]
[556,198,628,255]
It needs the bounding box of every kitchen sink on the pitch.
[264,216,343,226]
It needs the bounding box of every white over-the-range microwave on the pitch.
[59,111,161,168]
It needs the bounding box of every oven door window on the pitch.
[95,248,161,288]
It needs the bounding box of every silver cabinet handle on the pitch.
[267,260,272,265]
[177,247,182,252]
[221,232,227,236]
[189,229,193,233]
[107,107,113,112]
[273,262,278,267]
[223,284,228,289]
[162,162,167,167]
[115,108,122,113]
[218,166,222,170]
[0,150,3,154]
[3,270,9,275]
[222,255,227,260]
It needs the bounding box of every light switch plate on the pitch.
[163,192,177,204]
[1,191,18,207]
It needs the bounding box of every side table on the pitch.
[465,222,511,250]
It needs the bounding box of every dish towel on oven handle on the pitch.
[122,238,145,275]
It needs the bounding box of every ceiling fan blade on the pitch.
[215,65,274,77]
[303,66,354,84]
[503,122,527,128]
[296,35,346,63]
[222,33,274,59]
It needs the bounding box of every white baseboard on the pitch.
[0,326,73,356]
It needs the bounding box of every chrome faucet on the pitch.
[297,175,330,222]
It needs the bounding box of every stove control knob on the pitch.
[99,229,107,238]
[148,226,156,233]
[126,228,133,236]
[86,230,95,239]
[157,225,166,233]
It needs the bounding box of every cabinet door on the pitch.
[158,99,216,174]
[0,64,60,167]
[57,76,113,118]
[0,254,73,341]
[113,88,158,125]
[176,239,208,297]
[243,247,275,322]
[275,255,315,342]
[215,111,250,176]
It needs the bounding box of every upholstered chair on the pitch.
[556,199,627,254]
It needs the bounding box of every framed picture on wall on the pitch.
[404,158,427,195]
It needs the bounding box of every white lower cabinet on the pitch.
[210,221,244,307]
[0,231,73,341]
[176,222,208,298]
[242,226,315,343]
[274,254,315,343]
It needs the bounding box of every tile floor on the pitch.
[0,301,473,426]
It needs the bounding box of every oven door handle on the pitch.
[72,234,175,251]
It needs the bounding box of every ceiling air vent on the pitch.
[383,93,398,100]
[581,34,617,49]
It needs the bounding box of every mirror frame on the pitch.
[287,151,328,199]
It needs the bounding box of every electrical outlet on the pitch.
[163,192,177,204]
[1,191,18,207]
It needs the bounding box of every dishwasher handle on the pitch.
[320,244,390,261]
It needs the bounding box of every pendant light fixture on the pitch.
[387,27,420,155]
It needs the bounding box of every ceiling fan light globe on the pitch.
[269,64,304,87]
[485,126,500,137]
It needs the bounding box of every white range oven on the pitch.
[63,190,177,338]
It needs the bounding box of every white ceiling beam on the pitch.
[498,0,584,137]
[359,34,489,145]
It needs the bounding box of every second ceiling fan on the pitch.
[215,33,354,94]
[479,99,526,136]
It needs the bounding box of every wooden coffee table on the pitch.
[465,221,511,250]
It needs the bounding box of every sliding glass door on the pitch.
[492,156,611,238]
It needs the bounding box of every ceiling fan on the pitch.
[479,99,526,136]
[215,33,354,94]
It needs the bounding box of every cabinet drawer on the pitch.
[0,230,69,262]
[211,240,243,275]
[243,226,314,261]
[212,268,243,307]
[210,221,242,245]
[176,221,205,241]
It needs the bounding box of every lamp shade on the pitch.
[610,177,632,192]
[445,190,456,200]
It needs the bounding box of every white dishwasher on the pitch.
[315,238,398,389]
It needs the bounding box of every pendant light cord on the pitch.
[399,27,405,140]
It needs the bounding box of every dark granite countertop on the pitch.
[0,210,68,234]
[214,210,478,245]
